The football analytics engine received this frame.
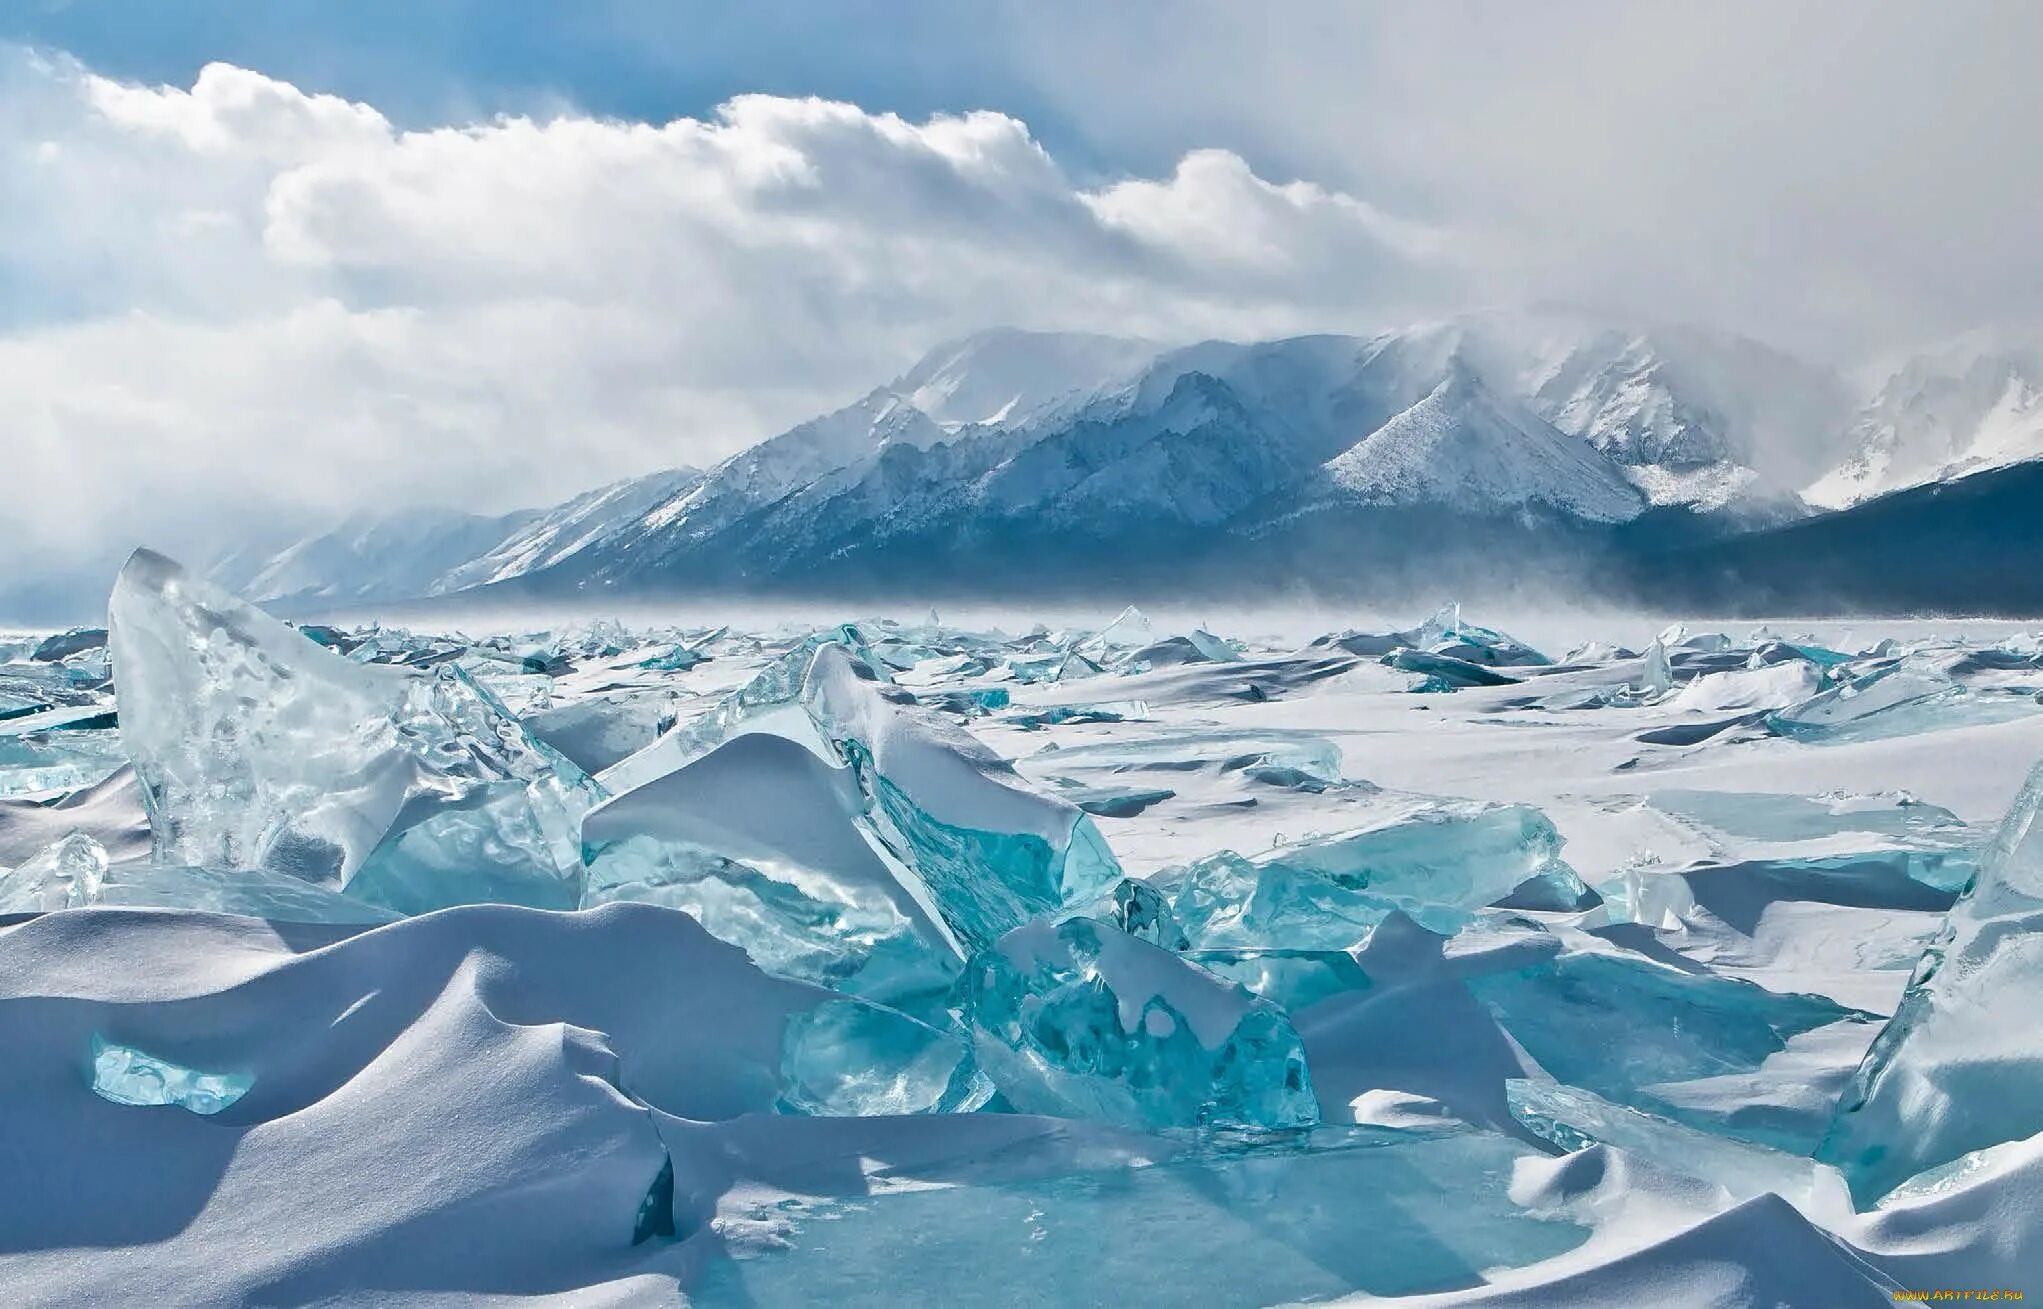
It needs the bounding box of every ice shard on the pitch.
[1386,649,1519,689]
[1414,603,1550,667]
[108,550,599,914]
[1186,947,1372,1012]
[524,689,681,775]
[1155,800,1577,945]
[1000,699,1151,729]
[1471,949,1874,1151]
[1765,657,2031,743]
[0,831,106,912]
[0,709,127,799]
[1073,876,1192,950]
[1820,754,2043,1203]
[1507,1079,1828,1207]
[960,916,1318,1131]
[598,624,888,794]
[1639,637,1674,699]
[776,999,991,1116]
[581,730,959,1015]
[799,644,1123,956]
[31,628,108,664]
[586,638,1121,998]
[89,1034,253,1115]
[1077,605,1156,657]
[1015,729,1345,796]
[0,829,402,923]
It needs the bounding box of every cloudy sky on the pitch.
[3,1,2039,579]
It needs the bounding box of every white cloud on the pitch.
[997,1,2043,362]
[0,51,1450,575]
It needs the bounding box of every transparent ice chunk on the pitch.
[1077,605,1156,656]
[524,689,680,775]
[960,916,1318,1131]
[587,640,1121,995]
[777,998,991,1116]
[1000,700,1151,730]
[801,645,1123,956]
[0,830,107,912]
[1187,947,1372,1012]
[581,730,958,1015]
[1507,1079,1829,1207]
[1386,650,1519,688]
[1014,730,1344,796]
[1414,604,1550,667]
[694,1123,1586,1304]
[1765,658,2031,743]
[1640,637,1673,699]
[0,717,126,799]
[1156,850,1393,951]
[31,627,107,663]
[599,624,886,794]
[89,1034,252,1115]
[1073,876,1191,950]
[1156,800,1576,945]
[1471,950,1874,1151]
[1820,754,2043,1203]
[108,550,599,914]
[1492,865,1602,912]
[0,831,399,922]
[95,861,401,924]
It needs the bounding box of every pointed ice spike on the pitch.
[1639,638,1674,698]
[1819,753,2043,1204]
[108,550,599,913]
[600,624,890,795]
[1077,606,1155,655]
[1417,602,1463,647]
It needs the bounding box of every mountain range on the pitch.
[114,314,2043,616]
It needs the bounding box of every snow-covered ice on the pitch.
[4,558,2043,1303]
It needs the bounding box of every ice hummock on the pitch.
[592,639,1122,970]
[1821,752,2043,1203]
[108,550,600,914]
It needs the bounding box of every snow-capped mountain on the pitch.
[431,469,704,593]
[893,327,1164,430]
[1805,337,2043,509]
[193,315,2043,613]
[1460,313,1854,512]
[508,324,1676,595]
[214,469,701,608]
[211,506,541,608]
[1308,366,1646,522]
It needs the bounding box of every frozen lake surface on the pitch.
[1,558,2040,1304]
